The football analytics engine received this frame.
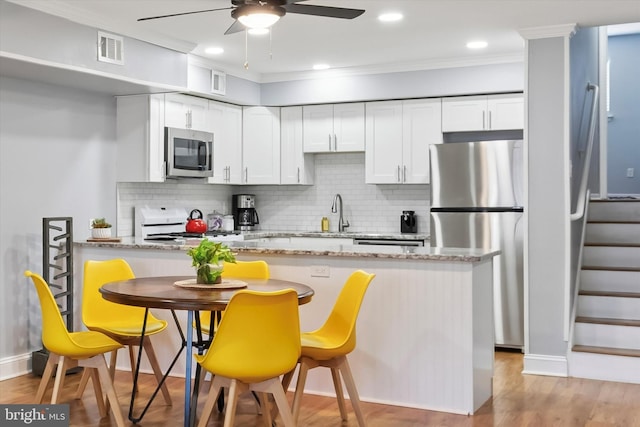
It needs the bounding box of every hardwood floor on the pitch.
[1,351,639,426]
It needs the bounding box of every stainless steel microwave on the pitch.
[164,127,213,179]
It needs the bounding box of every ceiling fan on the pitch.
[138,1,366,35]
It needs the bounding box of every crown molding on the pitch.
[518,24,578,40]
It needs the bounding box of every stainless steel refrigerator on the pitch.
[429,140,524,349]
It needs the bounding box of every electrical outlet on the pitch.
[627,168,635,178]
[310,265,330,278]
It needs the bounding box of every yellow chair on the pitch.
[79,259,171,405]
[288,270,375,426]
[197,260,270,335]
[195,289,301,427]
[25,271,126,427]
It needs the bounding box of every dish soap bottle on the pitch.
[321,217,329,232]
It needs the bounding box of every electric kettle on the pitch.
[186,209,207,234]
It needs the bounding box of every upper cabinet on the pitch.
[303,103,365,153]
[116,94,166,183]
[242,106,281,184]
[164,93,212,132]
[208,101,242,184]
[281,106,314,185]
[441,94,523,132]
[365,99,442,184]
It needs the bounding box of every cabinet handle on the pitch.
[403,165,407,183]
[333,134,337,151]
[244,167,248,183]
[297,167,300,183]
[328,134,332,151]
[397,165,401,183]
[482,111,486,130]
[489,111,492,129]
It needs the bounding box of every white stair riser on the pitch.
[574,323,640,350]
[569,351,640,384]
[577,295,640,320]
[586,223,640,245]
[580,269,640,293]
[582,246,640,268]
[589,202,640,222]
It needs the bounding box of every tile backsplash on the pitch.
[117,153,431,236]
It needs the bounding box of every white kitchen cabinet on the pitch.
[116,94,166,182]
[164,93,211,131]
[208,101,242,184]
[365,99,442,184]
[242,106,281,184]
[441,93,523,132]
[281,106,314,185]
[303,103,365,153]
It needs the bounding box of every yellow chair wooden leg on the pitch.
[89,368,107,417]
[74,368,91,399]
[35,354,58,403]
[197,375,224,427]
[87,355,126,427]
[337,356,366,427]
[330,364,348,421]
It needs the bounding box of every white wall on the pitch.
[0,76,117,367]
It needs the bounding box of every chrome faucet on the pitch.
[331,193,350,232]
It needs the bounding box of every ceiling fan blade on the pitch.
[138,7,232,22]
[283,3,365,19]
[224,20,246,35]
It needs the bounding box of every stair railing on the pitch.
[570,83,599,222]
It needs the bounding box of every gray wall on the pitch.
[261,62,524,105]
[608,33,640,195]
[526,36,570,358]
[0,77,118,361]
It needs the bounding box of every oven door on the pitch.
[165,127,213,178]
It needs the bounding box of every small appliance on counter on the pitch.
[186,209,207,233]
[401,210,417,233]
[232,194,259,231]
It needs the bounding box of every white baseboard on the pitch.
[522,353,568,377]
[0,353,31,381]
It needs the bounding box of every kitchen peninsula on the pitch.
[75,237,498,415]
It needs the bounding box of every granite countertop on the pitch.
[76,232,498,263]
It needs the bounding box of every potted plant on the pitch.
[187,239,236,284]
[91,218,112,239]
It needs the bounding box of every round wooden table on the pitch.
[100,276,314,427]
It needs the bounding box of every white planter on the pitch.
[91,228,112,239]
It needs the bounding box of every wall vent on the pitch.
[211,69,226,95]
[97,31,124,65]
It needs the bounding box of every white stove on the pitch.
[135,206,244,242]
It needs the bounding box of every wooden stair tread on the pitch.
[589,198,640,203]
[584,242,640,247]
[576,316,640,327]
[582,266,640,272]
[579,290,640,298]
[588,220,640,224]
[572,345,640,358]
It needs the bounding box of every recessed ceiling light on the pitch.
[466,41,488,49]
[378,12,403,22]
[248,28,270,36]
[313,64,330,71]
[205,47,224,55]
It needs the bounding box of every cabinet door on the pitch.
[334,103,365,152]
[365,101,403,184]
[281,106,314,185]
[164,93,211,131]
[402,99,442,184]
[116,94,166,182]
[242,106,281,184]
[303,104,333,152]
[487,94,524,130]
[441,95,487,132]
[209,102,242,184]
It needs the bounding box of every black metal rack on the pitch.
[42,217,74,331]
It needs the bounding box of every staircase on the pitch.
[569,198,640,383]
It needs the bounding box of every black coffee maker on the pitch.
[232,194,260,231]
[401,210,417,233]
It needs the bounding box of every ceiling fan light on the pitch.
[233,4,285,30]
